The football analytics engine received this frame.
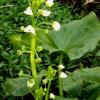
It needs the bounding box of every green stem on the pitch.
[30,36,39,89]
[45,80,51,100]
[58,69,63,97]
[58,55,63,97]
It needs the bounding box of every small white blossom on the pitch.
[50,93,55,99]
[23,25,36,35]
[60,72,67,79]
[58,64,65,70]
[41,10,51,17]
[27,79,35,88]
[46,0,54,7]
[52,21,61,31]
[24,7,33,16]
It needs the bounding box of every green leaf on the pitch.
[55,96,78,100]
[73,67,100,83]
[0,88,8,100]
[37,12,100,60]
[96,95,100,100]
[88,86,100,100]
[9,33,32,50]
[3,77,30,96]
[62,77,82,97]
[63,67,100,95]
[96,50,100,56]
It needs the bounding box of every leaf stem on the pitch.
[45,80,51,100]
[58,55,63,97]
[37,22,52,27]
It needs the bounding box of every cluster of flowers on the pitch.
[27,64,67,99]
[22,0,61,36]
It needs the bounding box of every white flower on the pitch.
[58,64,65,70]
[23,25,36,35]
[41,10,51,17]
[50,93,55,99]
[46,0,54,7]
[27,79,35,88]
[24,7,33,16]
[52,21,61,31]
[60,72,67,79]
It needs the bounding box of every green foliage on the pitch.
[37,12,100,60]
[3,77,30,96]
[10,12,100,60]
[55,96,78,100]
[1,0,100,100]
[63,67,100,99]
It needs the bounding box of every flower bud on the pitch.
[38,9,42,15]
[35,58,42,63]
[17,50,23,56]
[20,26,24,31]
[44,88,47,92]
[18,70,25,77]
[58,64,65,70]
[42,79,48,84]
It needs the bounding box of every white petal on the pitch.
[60,72,67,79]
[50,93,55,99]
[24,7,33,16]
[24,25,36,35]
[52,21,61,31]
[58,64,65,70]
[42,10,51,17]
[46,0,54,7]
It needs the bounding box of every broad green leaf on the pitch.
[83,84,100,100]
[9,33,32,50]
[88,86,100,100]
[62,77,82,96]
[3,77,30,96]
[55,96,78,100]
[9,29,45,50]
[37,12,100,60]
[73,67,100,83]
[63,67,100,94]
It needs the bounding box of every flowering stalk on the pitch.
[30,35,39,89]
[30,1,39,98]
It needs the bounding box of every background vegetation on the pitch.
[0,0,100,100]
